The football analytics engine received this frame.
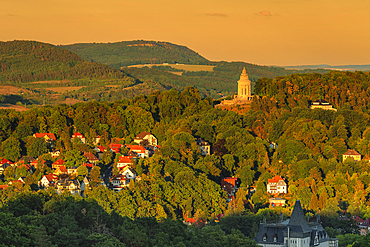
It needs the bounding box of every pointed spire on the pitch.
[288,200,311,233]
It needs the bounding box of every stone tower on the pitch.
[237,67,254,100]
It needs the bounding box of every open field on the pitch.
[0,103,29,111]
[30,80,71,84]
[127,64,215,72]
[0,85,32,95]
[44,86,85,93]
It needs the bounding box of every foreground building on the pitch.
[255,200,338,247]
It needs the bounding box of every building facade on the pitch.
[255,200,338,247]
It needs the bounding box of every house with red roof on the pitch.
[109,144,123,153]
[30,159,46,169]
[71,132,86,144]
[134,132,158,146]
[84,152,99,164]
[0,158,14,166]
[126,145,149,158]
[0,185,8,190]
[221,177,239,201]
[117,155,135,168]
[111,166,136,191]
[52,159,65,169]
[55,165,68,175]
[267,175,287,194]
[343,149,361,162]
[0,159,13,175]
[34,133,56,141]
[39,173,58,188]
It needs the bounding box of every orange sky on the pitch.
[1,0,370,66]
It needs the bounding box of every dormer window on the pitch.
[263,234,267,241]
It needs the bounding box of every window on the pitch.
[263,234,267,241]
[273,234,277,242]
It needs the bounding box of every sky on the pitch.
[1,0,370,66]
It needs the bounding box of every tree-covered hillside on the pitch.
[0,40,132,83]
[61,40,210,68]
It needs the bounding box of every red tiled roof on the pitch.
[58,166,67,173]
[84,152,99,161]
[44,173,58,182]
[53,159,65,166]
[83,163,94,169]
[112,174,128,181]
[34,133,56,141]
[17,164,31,170]
[343,149,361,156]
[268,175,284,183]
[129,145,146,153]
[109,144,123,153]
[0,185,8,190]
[118,156,134,164]
[0,158,13,165]
[97,146,106,152]
[72,132,85,138]
[134,132,152,140]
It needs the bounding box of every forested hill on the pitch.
[0,40,133,83]
[61,40,210,68]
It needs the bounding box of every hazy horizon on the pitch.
[2,0,370,66]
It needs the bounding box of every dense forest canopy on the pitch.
[61,40,210,68]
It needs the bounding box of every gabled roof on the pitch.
[118,155,134,164]
[72,132,85,138]
[84,152,99,161]
[268,175,285,183]
[83,163,94,169]
[0,158,13,165]
[128,145,146,153]
[112,174,128,181]
[96,146,107,152]
[43,173,58,182]
[53,159,65,166]
[34,133,56,141]
[57,165,67,173]
[109,143,123,153]
[343,149,361,156]
[134,132,153,140]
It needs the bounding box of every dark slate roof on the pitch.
[288,200,312,233]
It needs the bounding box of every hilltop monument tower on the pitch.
[237,67,254,100]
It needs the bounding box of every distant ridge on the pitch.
[283,64,370,71]
[61,40,209,69]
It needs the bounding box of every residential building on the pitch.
[127,145,149,158]
[267,175,287,194]
[39,173,58,188]
[56,178,81,196]
[197,139,211,155]
[310,99,337,111]
[269,198,286,207]
[221,177,239,201]
[84,152,99,164]
[71,132,86,144]
[117,155,135,168]
[255,200,338,247]
[134,132,158,146]
[52,159,65,169]
[33,133,57,147]
[343,149,361,162]
[111,166,136,191]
